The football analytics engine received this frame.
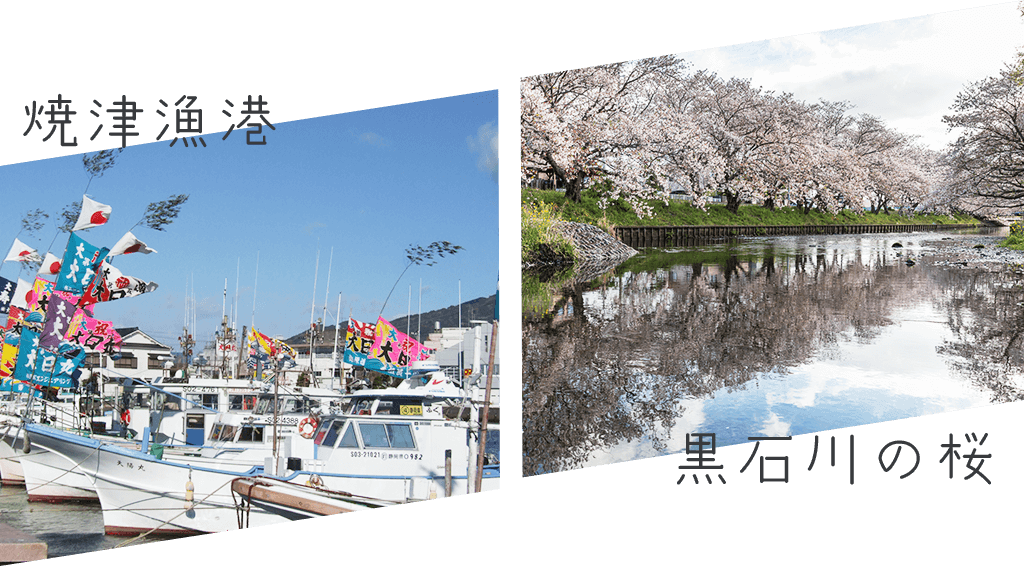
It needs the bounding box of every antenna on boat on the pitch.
[251,250,259,330]
[321,247,333,334]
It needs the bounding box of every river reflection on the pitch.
[522,232,1024,476]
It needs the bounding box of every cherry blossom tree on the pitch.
[523,56,946,218]
[942,67,1024,210]
[522,56,719,217]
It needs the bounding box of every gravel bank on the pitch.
[914,231,1024,271]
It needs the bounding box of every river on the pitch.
[523,229,1024,476]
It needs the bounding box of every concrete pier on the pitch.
[0,522,46,563]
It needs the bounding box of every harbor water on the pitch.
[0,483,183,559]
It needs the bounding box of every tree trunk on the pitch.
[725,191,741,214]
[564,176,584,202]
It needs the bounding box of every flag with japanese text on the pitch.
[0,338,18,378]
[80,261,157,306]
[64,310,122,354]
[72,195,112,231]
[12,327,85,388]
[37,252,63,278]
[343,317,376,367]
[371,317,427,366]
[55,233,109,295]
[0,276,14,314]
[25,278,54,318]
[3,306,27,331]
[0,377,39,396]
[39,294,77,351]
[4,239,42,263]
[108,231,157,257]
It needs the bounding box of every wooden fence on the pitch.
[614,224,977,249]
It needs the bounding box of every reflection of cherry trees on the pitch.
[524,243,943,476]
[933,267,1024,402]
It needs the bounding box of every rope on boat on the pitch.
[113,475,239,548]
[0,443,102,499]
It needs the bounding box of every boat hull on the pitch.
[25,424,286,535]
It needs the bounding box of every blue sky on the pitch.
[0,91,499,349]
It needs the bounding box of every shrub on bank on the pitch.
[1000,221,1024,250]
[522,199,575,264]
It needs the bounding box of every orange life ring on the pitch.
[298,416,318,439]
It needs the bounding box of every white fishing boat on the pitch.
[24,422,286,535]
[23,362,497,535]
[14,380,344,503]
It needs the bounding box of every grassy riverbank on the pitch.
[522,188,983,264]
[999,221,1024,250]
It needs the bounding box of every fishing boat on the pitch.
[13,378,345,503]
[23,362,497,534]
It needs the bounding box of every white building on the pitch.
[423,321,499,397]
[85,327,174,385]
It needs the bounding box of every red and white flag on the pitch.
[4,239,42,263]
[108,231,157,257]
[80,261,158,306]
[37,252,63,276]
[72,195,112,231]
[10,278,31,310]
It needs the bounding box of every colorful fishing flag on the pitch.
[4,239,42,263]
[249,328,276,356]
[12,327,85,388]
[0,276,14,314]
[79,261,157,306]
[64,310,122,354]
[38,294,77,351]
[341,317,428,380]
[72,195,112,231]
[273,338,298,363]
[4,306,27,331]
[54,232,109,295]
[0,340,19,378]
[108,231,157,257]
[343,318,375,367]
[371,317,427,367]
[25,278,55,318]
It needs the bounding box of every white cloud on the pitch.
[680,3,1024,150]
[468,121,498,183]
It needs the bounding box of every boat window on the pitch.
[337,423,358,448]
[229,395,258,411]
[357,423,416,449]
[219,424,237,441]
[255,397,274,415]
[238,425,265,442]
[485,429,499,463]
[313,420,330,445]
[351,399,374,415]
[209,423,237,442]
[320,419,346,447]
[186,393,218,410]
[186,414,205,429]
[368,397,425,416]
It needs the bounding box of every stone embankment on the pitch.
[552,221,637,264]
